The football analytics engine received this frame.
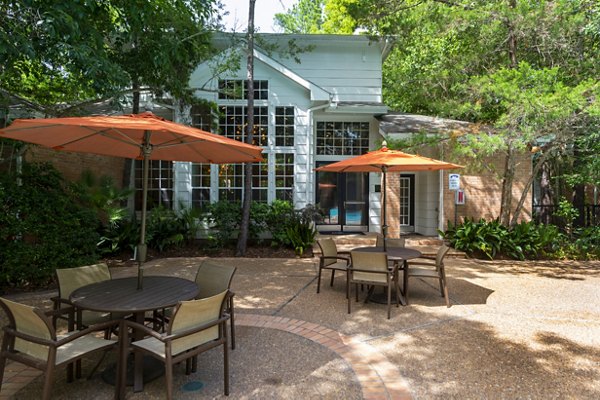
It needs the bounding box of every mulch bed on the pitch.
[103,241,312,269]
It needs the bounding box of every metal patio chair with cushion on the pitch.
[157,260,237,349]
[195,260,237,350]
[53,263,114,332]
[405,244,451,307]
[120,290,231,400]
[0,297,118,400]
[316,238,350,295]
[348,251,401,319]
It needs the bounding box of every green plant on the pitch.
[265,200,295,246]
[554,198,579,239]
[442,218,508,259]
[206,201,242,248]
[0,163,101,289]
[286,219,316,256]
[145,205,187,252]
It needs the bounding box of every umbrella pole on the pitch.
[382,166,388,252]
[136,131,152,290]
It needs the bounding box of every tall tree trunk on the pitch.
[236,0,257,256]
[500,0,518,226]
[539,159,553,225]
[509,148,553,227]
[499,144,516,226]
[132,79,140,114]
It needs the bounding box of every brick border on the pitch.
[237,314,413,400]
[0,314,413,400]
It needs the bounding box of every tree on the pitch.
[0,0,221,117]
[275,0,355,34]
[236,0,257,257]
[330,0,600,226]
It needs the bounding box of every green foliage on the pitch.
[285,210,318,257]
[0,163,101,289]
[442,217,598,260]
[265,200,296,246]
[1,0,222,115]
[206,200,242,249]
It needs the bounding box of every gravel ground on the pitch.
[3,255,600,399]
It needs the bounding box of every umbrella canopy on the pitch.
[315,144,462,250]
[0,112,263,163]
[0,112,263,289]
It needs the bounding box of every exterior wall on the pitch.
[441,152,533,229]
[24,146,126,188]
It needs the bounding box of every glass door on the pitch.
[316,162,368,232]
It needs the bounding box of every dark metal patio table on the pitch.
[70,275,199,399]
[351,246,422,305]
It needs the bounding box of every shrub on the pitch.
[0,163,101,289]
[265,200,295,246]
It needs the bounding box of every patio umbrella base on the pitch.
[101,355,164,386]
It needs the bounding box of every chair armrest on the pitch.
[44,306,75,318]
[321,256,350,264]
[409,260,436,267]
[124,320,167,341]
[162,316,230,342]
[55,319,120,346]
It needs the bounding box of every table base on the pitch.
[101,356,164,387]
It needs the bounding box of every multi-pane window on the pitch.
[218,80,269,100]
[275,154,294,201]
[217,161,268,202]
[218,163,244,202]
[191,163,211,210]
[316,121,370,156]
[190,103,215,132]
[219,106,268,146]
[251,161,269,202]
[134,160,173,210]
[275,106,295,146]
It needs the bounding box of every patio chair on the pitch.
[348,251,400,319]
[405,244,451,307]
[157,260,237,349]
[195,260,237,350]
[0,297,117,400]
[376,234,406,248]
[52,263,114,332]
[120,290,231,399]
[316,238,350,295]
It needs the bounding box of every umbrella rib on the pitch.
[53,126,143,150]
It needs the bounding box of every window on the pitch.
[217,160,268,203]
[218,80,269,100]
[190,103,215,132]
[275,154,294,201]
[275,106,295,146]
[134,160,173,210]
[316,121,370,156]
[191,163,211,209]
[219,106,268,146]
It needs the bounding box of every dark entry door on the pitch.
[316,162,369,232]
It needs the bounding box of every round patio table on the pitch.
[351,246,422,305]
[70,276,199,398]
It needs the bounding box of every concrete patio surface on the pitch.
[1,255,600,399]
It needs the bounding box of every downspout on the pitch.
[438,142,445,238]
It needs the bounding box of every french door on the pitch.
[316,162,369,232]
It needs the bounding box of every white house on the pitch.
[150,34,483,237]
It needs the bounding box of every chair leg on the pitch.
[387,282,392,319]
[316,265,322,293]
[192,355,198,373]
[42,354,56,400]
[404,269,410,306]
[347,279,351,314]
[329,269,335,286]
[186,358,192,375]
[165,359,173,400]
[224,338,230,395]
[229,297,236,350]
[0,335,9,392]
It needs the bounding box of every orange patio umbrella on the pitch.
[0,112,263,288]
[315,143,462,250]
